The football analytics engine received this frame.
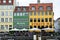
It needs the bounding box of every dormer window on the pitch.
[39,6,43,10]
[47,6,51,10]
[17,8,20,11]
[32,6,35,10]
[23,7,26,11]
[9,0,12,3]
[3,0,6,3]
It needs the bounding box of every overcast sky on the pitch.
[16,0,60,20]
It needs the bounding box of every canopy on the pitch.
[29,28,41,32]
[20,28,28,31]
[42,28,55,30]
[9,28,20,31]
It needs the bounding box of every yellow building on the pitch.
[29,3,54,32]
[0,0,16,32]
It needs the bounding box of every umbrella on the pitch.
[29,28,41,32]
[20,28,28,31]
[42,28,55,32]
[9,28,20,31]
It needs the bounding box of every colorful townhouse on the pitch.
[29,3,54,32]
[13,6,29,29]
[0,0,16,32]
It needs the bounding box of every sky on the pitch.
[16,0,60,20]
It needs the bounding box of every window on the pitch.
[42,26,44,29]
[45,11,48,15]
[41,18,44,22]
[38,26,40,29]
[49,11,52,15]
[30,26,32,29]
[17,8,20,11]
[41,12,44,16]
[45,26,48,28]
[5,11,8,16]
[30,18,33,22]
[5,18,8,22]
[9,0,12,3]
[34,26,36,28]
[3,0,6,3]
[9,25,12,28]
[38,12,40,15]
[23,7,26,11]
[14,13,16,16]
[49,18,52,22]
[1,25,4,30]
[9,11,13,16]
[32,6,35,10]
[34,18,36,22]
[30,12,32,16]
[23,12,25,16]
[9,18,12,22]
[38,18,40,22]
[20,13,22,16]
[45,18,48,22]
[34,11,36,16]
[1,11,4,16]
[49,25,52,28]
[39,6,43,10]
[1,18,4,22]
[17,13,20,16]
[47,6,51,10]
[5,25,8,29]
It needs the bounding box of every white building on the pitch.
[0,0,16,32]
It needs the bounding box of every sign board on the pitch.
[38,37,41,40]
[33,35,36,40]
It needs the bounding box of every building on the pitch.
[13,6,29,29]
[0,0,16,32]
[29,3,54,32]
[54,18,60,32]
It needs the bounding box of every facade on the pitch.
[13,6,29,29]
[54,18,60,32]
[0,0,16,32]
[29,3,54,32]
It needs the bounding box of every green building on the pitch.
[13,6,29,29]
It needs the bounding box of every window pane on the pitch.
[1,25,4,30]
[1,12,4,16]
[32,6,35,10]
[1,18,4,22]
[49,11,52,15]
[38,12,40,15]
[9,0,12,3]
[41,18,44,22]
[5,25,8,29]
[3,0,6,3]
[30,26,32,29]
[39,6,43,10]
[30,12,32,16]
[34,18,36,22]
[47,6,51,10]
[20,13,22,16]
[9,25,12,28]
[34,11,36,16]
[14,13,16,16]
[49,18,52,22]
[45,18,48,22]
[45,11,48,15]
[38,18,40,22]
[17,13,19,16]
[5,18,8,22]
[34,26,36,28]
[30,18,33,22]
[5,11,8,16]
[9,18,12,22]
[9,11,13,16]
[41,12,44,16]
[23,8,26,11]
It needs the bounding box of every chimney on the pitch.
[37,0,40,3]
